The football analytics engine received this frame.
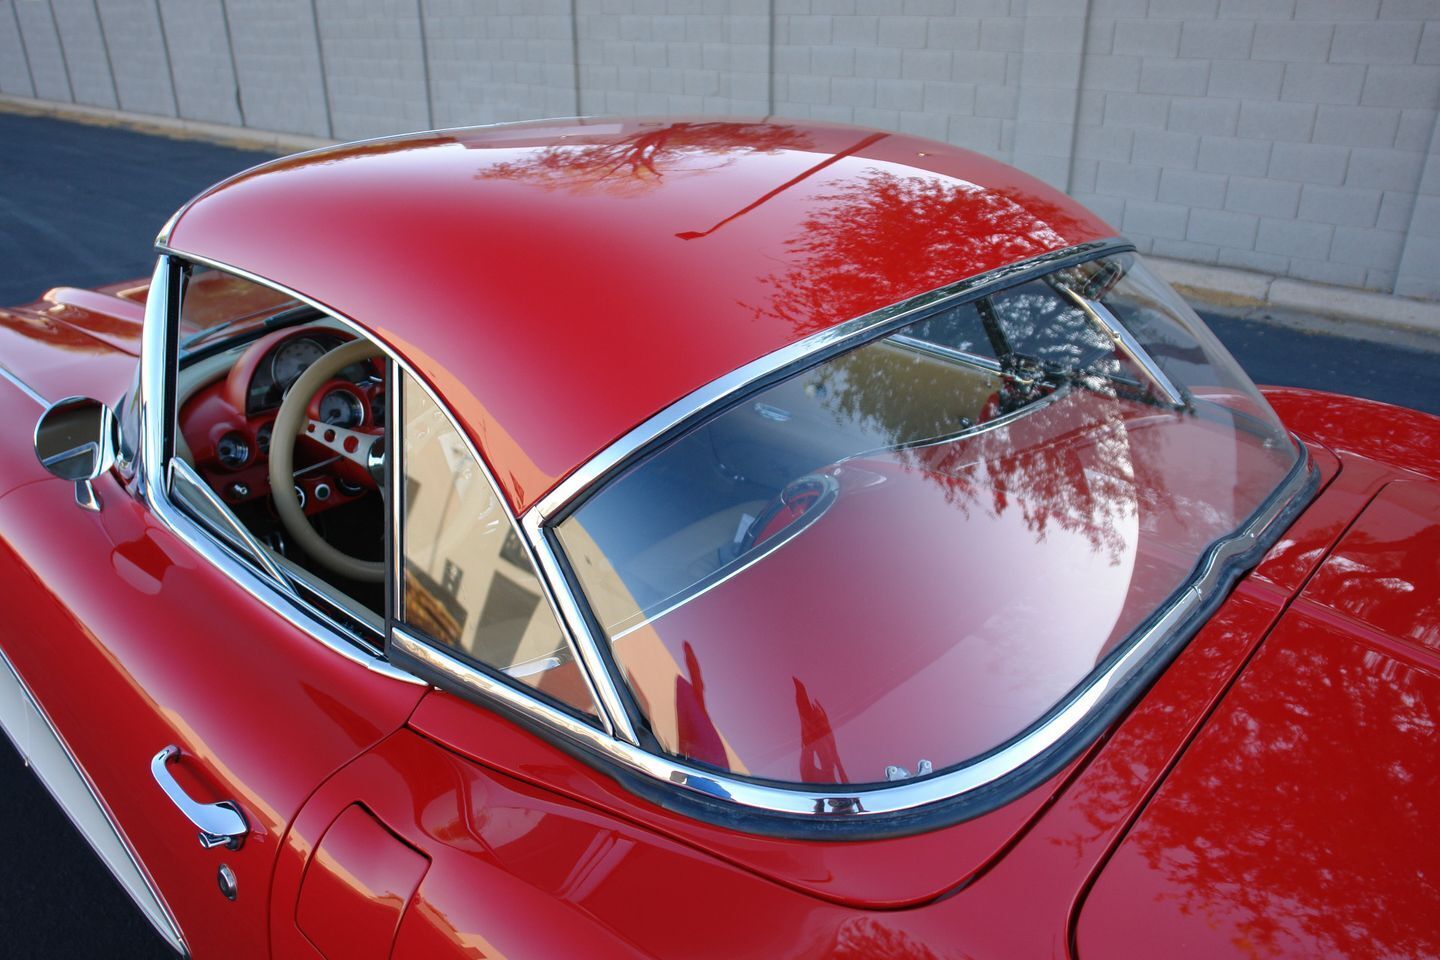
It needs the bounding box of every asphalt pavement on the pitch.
[0,106,1436,958]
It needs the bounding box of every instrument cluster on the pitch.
[179,327,386,518]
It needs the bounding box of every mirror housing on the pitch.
[33,396,118,510]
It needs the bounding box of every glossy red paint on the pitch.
[406,686,1087,909]
[1304,480,1440,653]
[1077,604,1440,959]
[0,300,137,410]
[164,119,1115,511]
[2,109,1435,959]
[295,805,429,960]
[0,465,426,956]
[1264,386,1440,484]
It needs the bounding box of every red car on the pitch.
[2,118,1437,959]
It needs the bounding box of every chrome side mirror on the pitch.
[33,396,118,511]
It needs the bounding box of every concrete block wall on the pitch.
[3,0,1439,301]
[771,3,1024,164]
[578,0,770,116]
[1072,0,1440,299]
[427,1,574,127]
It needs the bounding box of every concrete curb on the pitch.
[1148,256,1440,340]
[0,94,330,155]
[6,93,1439,343]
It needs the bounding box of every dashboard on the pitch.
[244,332,379,417]
[178,325,386,517]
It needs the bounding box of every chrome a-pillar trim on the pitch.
[138,255,422,686]
[0,643,188,955]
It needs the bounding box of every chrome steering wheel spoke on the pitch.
[302,418,381,475]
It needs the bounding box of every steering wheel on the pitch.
[268,339,386,582]
[738,475,838,554]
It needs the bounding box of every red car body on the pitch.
[0,118,1436,959]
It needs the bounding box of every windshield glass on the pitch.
[178,267,302,356]
[555,253,1298,787]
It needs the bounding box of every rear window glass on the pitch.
[555,253,1297,786]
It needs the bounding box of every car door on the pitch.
[0,259,428,957]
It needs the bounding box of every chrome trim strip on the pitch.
[169,457,295,590]
[0,643,188,955]
[521,510,637,743]
[433,450,1312,818]
[389,357,404,633]
[0,362,49,408]
[531,239,1129,522]
[392,626,612,743]
[848,379,1072,460]
[139,256,422,686]
[888,333,1003,373]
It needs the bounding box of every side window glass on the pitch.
[167,263,388,637]
[399,372,598,718]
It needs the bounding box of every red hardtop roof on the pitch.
[165,117,1113,511]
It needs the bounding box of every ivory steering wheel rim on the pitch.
[267,339,386,582]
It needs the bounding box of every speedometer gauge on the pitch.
[270,338,325,388]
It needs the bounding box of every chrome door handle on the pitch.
[151,746,248,850]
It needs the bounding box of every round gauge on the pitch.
[216,431,251,469]
[270,337,325,388]
[318,389,365,428]
[369,391,386,428]
[255,421,272,455]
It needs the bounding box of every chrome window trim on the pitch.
[140,256,420,685]
[145,250,620,722]
[1054,284,1185,407]
[169,456,295,589]
[846,378,1073,460]
[505,238,1317,820]
[887,333,1003,373]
